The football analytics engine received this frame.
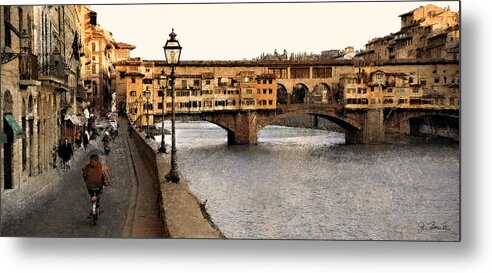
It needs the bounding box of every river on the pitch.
[161,121,459,241]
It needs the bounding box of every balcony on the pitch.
[19,53,39,81]
[76,84,86,100]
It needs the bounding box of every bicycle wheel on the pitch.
[92,213,98,225]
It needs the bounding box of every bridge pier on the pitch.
[227,111,258,145]
[346,109,385,144]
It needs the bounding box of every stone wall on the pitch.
[129,124,222,238]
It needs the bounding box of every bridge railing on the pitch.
[276,103,343,115]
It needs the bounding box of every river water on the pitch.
[164,121,459,241]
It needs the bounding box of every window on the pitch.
[143,78,153,84]
[257,89,261,94]
[263,89,267,94]
[268,68,287,79]
[420,79,427,85]
[291,68,310,79]
[131,77,136,83]
[158,90,164,97]
[246,89,252,94]
[4,7,11,47]
[434,78,440,84]
[268,100,273,105]
[313,67,333,78]
[387,88,393,93]
[206,79,211,85]
[130,91,137,96]
[269,79,273,84]
[145,68,150,72]
[194,80,200,86]
[181,80,187,88]
[92,64,97,74]
[158,103,163,109]
[92,42,96,52]
[268,89,273,94]
[18,8,23,34]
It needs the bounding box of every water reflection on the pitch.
[168,121,459,240]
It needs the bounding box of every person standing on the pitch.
[57,139,65,169]
[60,138,73,169]
[74,129,82,149]
[83,130,90,150]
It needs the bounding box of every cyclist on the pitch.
[82,154,111,214]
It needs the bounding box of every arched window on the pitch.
[28,94,33,113]
[3,90,13,113]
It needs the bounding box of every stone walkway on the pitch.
[123,120,165,238]
[0,118,165,238]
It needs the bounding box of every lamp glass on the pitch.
[143,87,151,99]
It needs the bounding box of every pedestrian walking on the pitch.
[75,129,82,149]
[57,139,65,169]
[60,138,73,170]
[83,130,90,150]
[52,144,58,169]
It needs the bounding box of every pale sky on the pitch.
[7,0,458,61]
[88,1,459,61]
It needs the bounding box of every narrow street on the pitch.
[0,118,162,238]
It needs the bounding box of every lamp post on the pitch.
[158,69,167,153]
[143,86,151,138]
[163,28,182,183]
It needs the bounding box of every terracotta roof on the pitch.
[115,42,136,50]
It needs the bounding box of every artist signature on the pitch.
[417,222,451,233]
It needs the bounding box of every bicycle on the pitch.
[87,187,103,225]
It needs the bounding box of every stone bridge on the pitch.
[172,103,385,144]
[170,103,458,144]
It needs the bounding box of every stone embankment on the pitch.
[129,124,223,239]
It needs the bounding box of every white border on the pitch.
[2,1,491,272]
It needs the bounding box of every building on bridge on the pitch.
[114,58,459,144]
[357,4,459,61]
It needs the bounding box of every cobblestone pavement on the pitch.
[1,120,136,237]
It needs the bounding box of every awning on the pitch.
[4,114,25,138]
[65,114,83,126]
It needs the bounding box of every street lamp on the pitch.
[158,69,167,153]
[163,28,182,183]
[143,86,151,138]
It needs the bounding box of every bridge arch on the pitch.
[311,83,331,104]
[291,83,309,104]
[277,84,288,105]
[385,111,459,140]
